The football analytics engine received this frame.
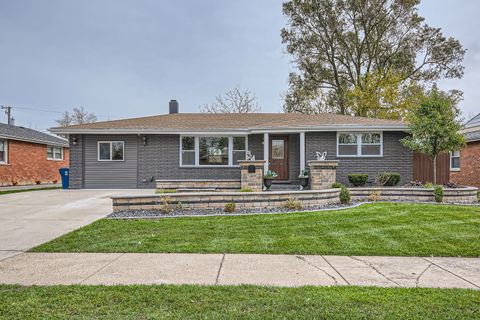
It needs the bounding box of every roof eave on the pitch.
[0,134,69,147]
[50,124,409,135]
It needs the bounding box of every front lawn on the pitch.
[0,186,61,195]
[31,203,480,256]
[1,284,479,319]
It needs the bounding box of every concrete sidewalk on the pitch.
[0,253,478,289]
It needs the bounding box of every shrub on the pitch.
[434,185,444,203]
[176,201,184,210]
[368,191,381,202]
[52,179,58,184]
[348,174,368,187]
[283,197,303,211]
[159,196,172,213]
[375,172,400,187]
[35,180,42,185]
[240,187,253,192]
[298,169,310,178]
[11,180,18,186]
[224,202,236,213]
[264,170,278,179]
[339,186,351,204]
[156,189,177,194]
[423,182,434,189]
[331,182,344,188]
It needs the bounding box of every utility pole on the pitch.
[1,106,14,125]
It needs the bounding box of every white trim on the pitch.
[0,139,7,164]
[299,132,305,172]
[450,150,461,171]
[263,133,269,173]
[336,132,383,157]
[47,145,64,161]
[97,141,125,162]
[179,135,248,167]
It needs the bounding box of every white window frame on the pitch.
[336,132,383,157]
[97,141,125,162]
[179,135,248,167]
[47,145,64,161]
[0,139,7,164]
[450,150,460,171]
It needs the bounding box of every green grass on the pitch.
[0,186,61,195]
[1,284,479,319]
[31,203,480,256]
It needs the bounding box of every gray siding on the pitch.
[305,131,412,185]
[68,134,84,189]
[83,135,138,188]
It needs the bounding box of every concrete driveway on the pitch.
[0,189,153,259]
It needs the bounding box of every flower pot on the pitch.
[263,178,274,190]
[298,177,309,190]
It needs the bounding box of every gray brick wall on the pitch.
[289,133,300,182]
[138,135,253,188]
[305,131,412,186]
[248,134,264,160]
[68,134,84,189]
[70,131,412,189]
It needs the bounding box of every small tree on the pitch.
[56,106,97,127]
[401,90,465,184]
[199,86,260,113]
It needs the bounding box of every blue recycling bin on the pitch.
[59,168,70,189]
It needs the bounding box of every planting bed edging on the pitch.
[350,187,478,204]
[112,189,341,212]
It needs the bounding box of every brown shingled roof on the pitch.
[50,113,407,133]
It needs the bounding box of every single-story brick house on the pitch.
[50,101,413,189]
[450,113,480,187]
[0,123,69,186]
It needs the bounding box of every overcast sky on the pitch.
[0,0,478,132]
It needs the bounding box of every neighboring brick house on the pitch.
[0,123,69,186]
[450,113,480,187]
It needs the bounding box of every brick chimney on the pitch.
[169,100,179,114]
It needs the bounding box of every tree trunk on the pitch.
[432,155,437,185]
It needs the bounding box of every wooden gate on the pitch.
[412,152,450,184]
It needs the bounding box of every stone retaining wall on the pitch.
[350,187,478,204]
[156,179,240,191]
[112,189,341,212]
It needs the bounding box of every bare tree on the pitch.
[199,87,260,113]
[55,106,97,126]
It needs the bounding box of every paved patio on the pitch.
[0,253,478,289]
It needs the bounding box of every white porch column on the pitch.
[263,133,269,173]
[300,131,305,172]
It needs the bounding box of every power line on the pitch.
[5,105,116,118]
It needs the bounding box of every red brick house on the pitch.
[450,113,480,187]
[0,123,69,186]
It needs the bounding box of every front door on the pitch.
[269,136,289,180]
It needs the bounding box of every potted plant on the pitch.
[263,170,278,190]
[298,169,310,190]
